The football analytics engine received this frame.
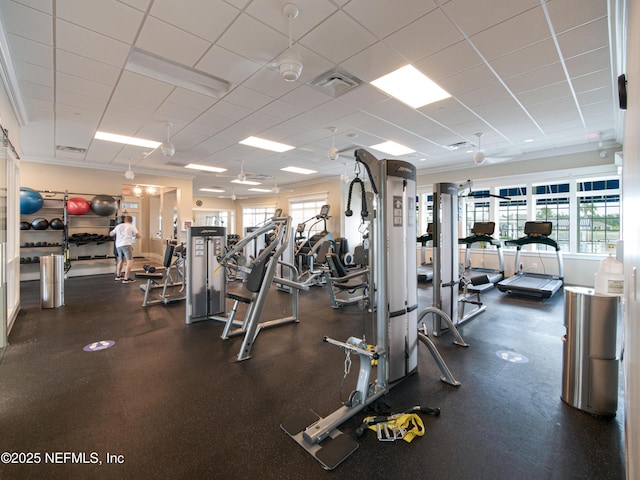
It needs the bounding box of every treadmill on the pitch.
[416,223,434,282]
[497,221,564,298]
[458,221,504,290]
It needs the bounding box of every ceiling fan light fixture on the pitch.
[327,127,339,160]
[277,3,303,82]
[124,159,135,180]
[473,132,485,165]
[161,122,175,157]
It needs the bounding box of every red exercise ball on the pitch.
[66,197,90,215]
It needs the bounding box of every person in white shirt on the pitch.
[109,215,141,284]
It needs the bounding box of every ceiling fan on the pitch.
[216,160,273,184]
[327,127,339,161]
[124,159,135,180]
[472,133,514,165]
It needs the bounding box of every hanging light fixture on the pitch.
[276,3,303,82]
[160,122,175,157]
[124,159,135,180]
[473,133,486,165]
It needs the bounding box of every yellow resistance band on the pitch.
[363,413,425,443]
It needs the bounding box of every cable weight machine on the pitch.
[282,149,463,470]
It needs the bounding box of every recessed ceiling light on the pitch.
[231,179,261,186]
[248,188,273,193]
[281,166,317,174]
[185,163,227,173]
[371,65,450,108]
[94,131,161,149]
[524,139,534,143]
[369,141,416,156]
[199,187,226,193]
[125,48,232,98]
[239,136,295,152]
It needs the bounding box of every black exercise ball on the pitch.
[31,217,49,230]
[49,218,65,230]
[20,221,31,230]
[90,195,117,216]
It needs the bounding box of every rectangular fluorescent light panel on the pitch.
[94,131,161,149]
[199,187,226,193]
[185,163,227,173]
[248,188,273,193]
[125,48,232,98]
[239,136,295,153]
[231,179,261,186]
[281,166,317,175]
[371,65,450,108]
[370,141,416,156]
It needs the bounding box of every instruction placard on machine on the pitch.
[393,196,403,227]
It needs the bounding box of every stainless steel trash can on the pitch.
[40,254,64,308]
[561,286,618,416]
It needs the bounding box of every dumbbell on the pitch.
[143,264,156,273]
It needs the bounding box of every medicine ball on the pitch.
[90,195,117,216]
[20,221,31,230]
[31,217,49,230]
[49,218,65,230]
[66,197,90,215]
[20,188,43,214]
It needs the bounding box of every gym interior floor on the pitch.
[0,266,625,480]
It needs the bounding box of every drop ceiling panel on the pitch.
[490,39,559,79]
[300,11,377,64]
[246,0,337,38]
[440,64,499,97]
[503,63,566,93]
[195,46,262,85]
[55,89,108,113]
[134,16,212,66]
[242,67,298,99]
[223,86,275,112]
[340,41,407,83]
[384,9,463,63]
[572,68,612,93]
[441,0,541,38]
[19,80,53,103]
[15,60,52,88]
[414,40,484,82]
[1,0,52,45]
[56,72,113,102]
[56,51,121,86]
[7,34,53,68]
[469,6,550,61]
[338,84,388,110]
[118,0,151,12]
[556,18,609,59]
[279,85,331,111]
[545,0,607,34]
[217,13,287,64]
[56,20,130,67]
[565,47,610,78]
[343,0,437,39]
[517,82,573,107]
[57,0,143,43]
[149,0,239,43]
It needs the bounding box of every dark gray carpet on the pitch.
[0,274,625,479]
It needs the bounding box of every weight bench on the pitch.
[135,270,166,307]
[220,292,252,339]
[135,242,185,307]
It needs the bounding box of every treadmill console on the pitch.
[524,221,552,237]
[472,222,495,236]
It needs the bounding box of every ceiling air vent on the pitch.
[308,68,362,98]
[56,145,87,154]
[445,141,475,151]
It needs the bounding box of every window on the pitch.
[533,183,570,250]
[577,179,620,253]
[419,193,433,236]
[242,206,276,232]
[289,198,328,238]
[498,186,527,245]
[464,190,490,237]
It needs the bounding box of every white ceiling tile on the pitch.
[165,88,218,111]
[56,50,121,86]
[557,18,609,59]
[384,9,463,63]
[441,0,541,37]
[545,0,607,34]
[57,0,143,43]
[242,67,298,99]
[245,0,337,38]
[490,39,559,79]
[517,82,573,107]
[571,68,612,93]
[441,64,498,97]
[117,71,175,100]
[135,16,212,66]
[300,11,377,64]
[565,47,610,78]
[470,6,550,60]
[10,0,53,15]
[503,62,566,93]
[1,0,52,45]
[7,33,53,68]
[340,42,407,83]
[414,40,484,82]
[223,86,275,111]
[15,60,52,88]
[457,83,511,109]
[339,84,389,110]
[56,72,112,101]
[56,88,108,112]
[207,100,253,122]
[19,79,53,102]
[279,85,331,111]
[118,0,151,12]
[109,87,165,115]
[196,46,262,85]
[343,0,437,39]
[578,86,613,106]
[150,0,238,43]
[217,13,287,64]
[22,96,53,121]
[257,99,306,121]
[56,19,130,67]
